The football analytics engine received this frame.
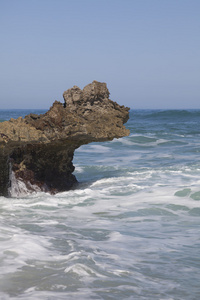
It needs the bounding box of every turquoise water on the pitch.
[0,109,200,299]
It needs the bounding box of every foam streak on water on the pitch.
[0,109,200,299]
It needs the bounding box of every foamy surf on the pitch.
[0,109,200,299]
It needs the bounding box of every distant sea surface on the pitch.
[0,109,200,300]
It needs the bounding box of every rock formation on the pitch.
[0,81,130,197]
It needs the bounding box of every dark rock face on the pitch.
[0,81,129,197]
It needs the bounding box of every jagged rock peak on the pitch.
[63,80,110,109]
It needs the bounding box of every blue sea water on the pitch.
[0,109,200,299]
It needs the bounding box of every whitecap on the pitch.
[8,171,42,198]
[64,263,105,278]
[76,144,110,153]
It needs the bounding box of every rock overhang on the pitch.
[0,81,130,197]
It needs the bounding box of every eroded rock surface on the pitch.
[0,81,129,197]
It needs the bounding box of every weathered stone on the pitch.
[63,86,83,108]
[0,81,130,197]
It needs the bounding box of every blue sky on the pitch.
[1,0,200,109]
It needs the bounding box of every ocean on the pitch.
[0,109,200,300]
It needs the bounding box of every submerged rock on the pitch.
[0,81,129,197]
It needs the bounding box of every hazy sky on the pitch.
[1,0,200,109]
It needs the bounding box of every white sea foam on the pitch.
[1,176,200,299]
[0,229,52,275]
[1,109,200,299]
[76,144,110,153]
[74,166,84,173]
[8,171,41,198]
[64,263,105,279]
